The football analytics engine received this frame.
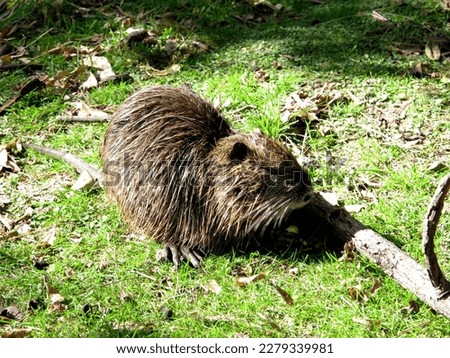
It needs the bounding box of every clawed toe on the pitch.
[157,243,203,269]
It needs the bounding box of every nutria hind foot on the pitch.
[156,243,203,269]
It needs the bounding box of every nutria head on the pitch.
[203,131,313,252]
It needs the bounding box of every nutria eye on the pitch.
[229,142,248,163]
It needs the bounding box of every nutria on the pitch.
[101,85,313,268]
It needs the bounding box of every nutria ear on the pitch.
[229,142,248,162]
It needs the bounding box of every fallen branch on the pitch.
[422,173,450,294]
[296,193,450,319]
[22,143,104,187]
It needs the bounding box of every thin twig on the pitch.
[56,116,108,123]
[22,143,104,187]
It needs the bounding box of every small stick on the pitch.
[22,143,104,187]
[422,172,450,295]
[0,63,44,72]
[56,116,108,123]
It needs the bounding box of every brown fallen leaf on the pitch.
[46,282,67,313]
[370,278,382,294]
[271,281,294,305]
[71,100,108,119]
[400,300,420,314]
[1,328,32,338]
[339,241,356,262]
[254,68,269,82]
[348,285,369,303]
[236,272,267,287]
[0,305,25,321]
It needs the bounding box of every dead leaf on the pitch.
[82,56,115,82]
[425,39,441,60]
[236,272,266,287]
[71,170,95,190]
[371,10,389,22]
[80,71,98,89]
[1,328,32,338]
[47,284,67,313]
[144,63,181,77]
[254,68,269,82]
[442,0,450,11]
[41,226,57,247]
[369,279,382,294]
[203,279,222,294]
[271,281,293,305]
[0,306,25,321]
[400,300,420,314]
[281,83,347,123]
[348,285,369,303]
[71,100,108,119]
[339,241,356,262]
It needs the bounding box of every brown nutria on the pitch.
[101,85,313,268]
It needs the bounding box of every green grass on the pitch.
[1,0,450,337]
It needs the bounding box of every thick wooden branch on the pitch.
[298,194,450,319]
[422,173,450,293]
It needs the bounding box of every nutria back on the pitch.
[101,85,313,267]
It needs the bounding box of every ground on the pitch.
[0,0,450,337]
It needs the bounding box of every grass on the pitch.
[1,0,450,337]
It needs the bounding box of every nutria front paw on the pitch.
[156,243,203,269]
